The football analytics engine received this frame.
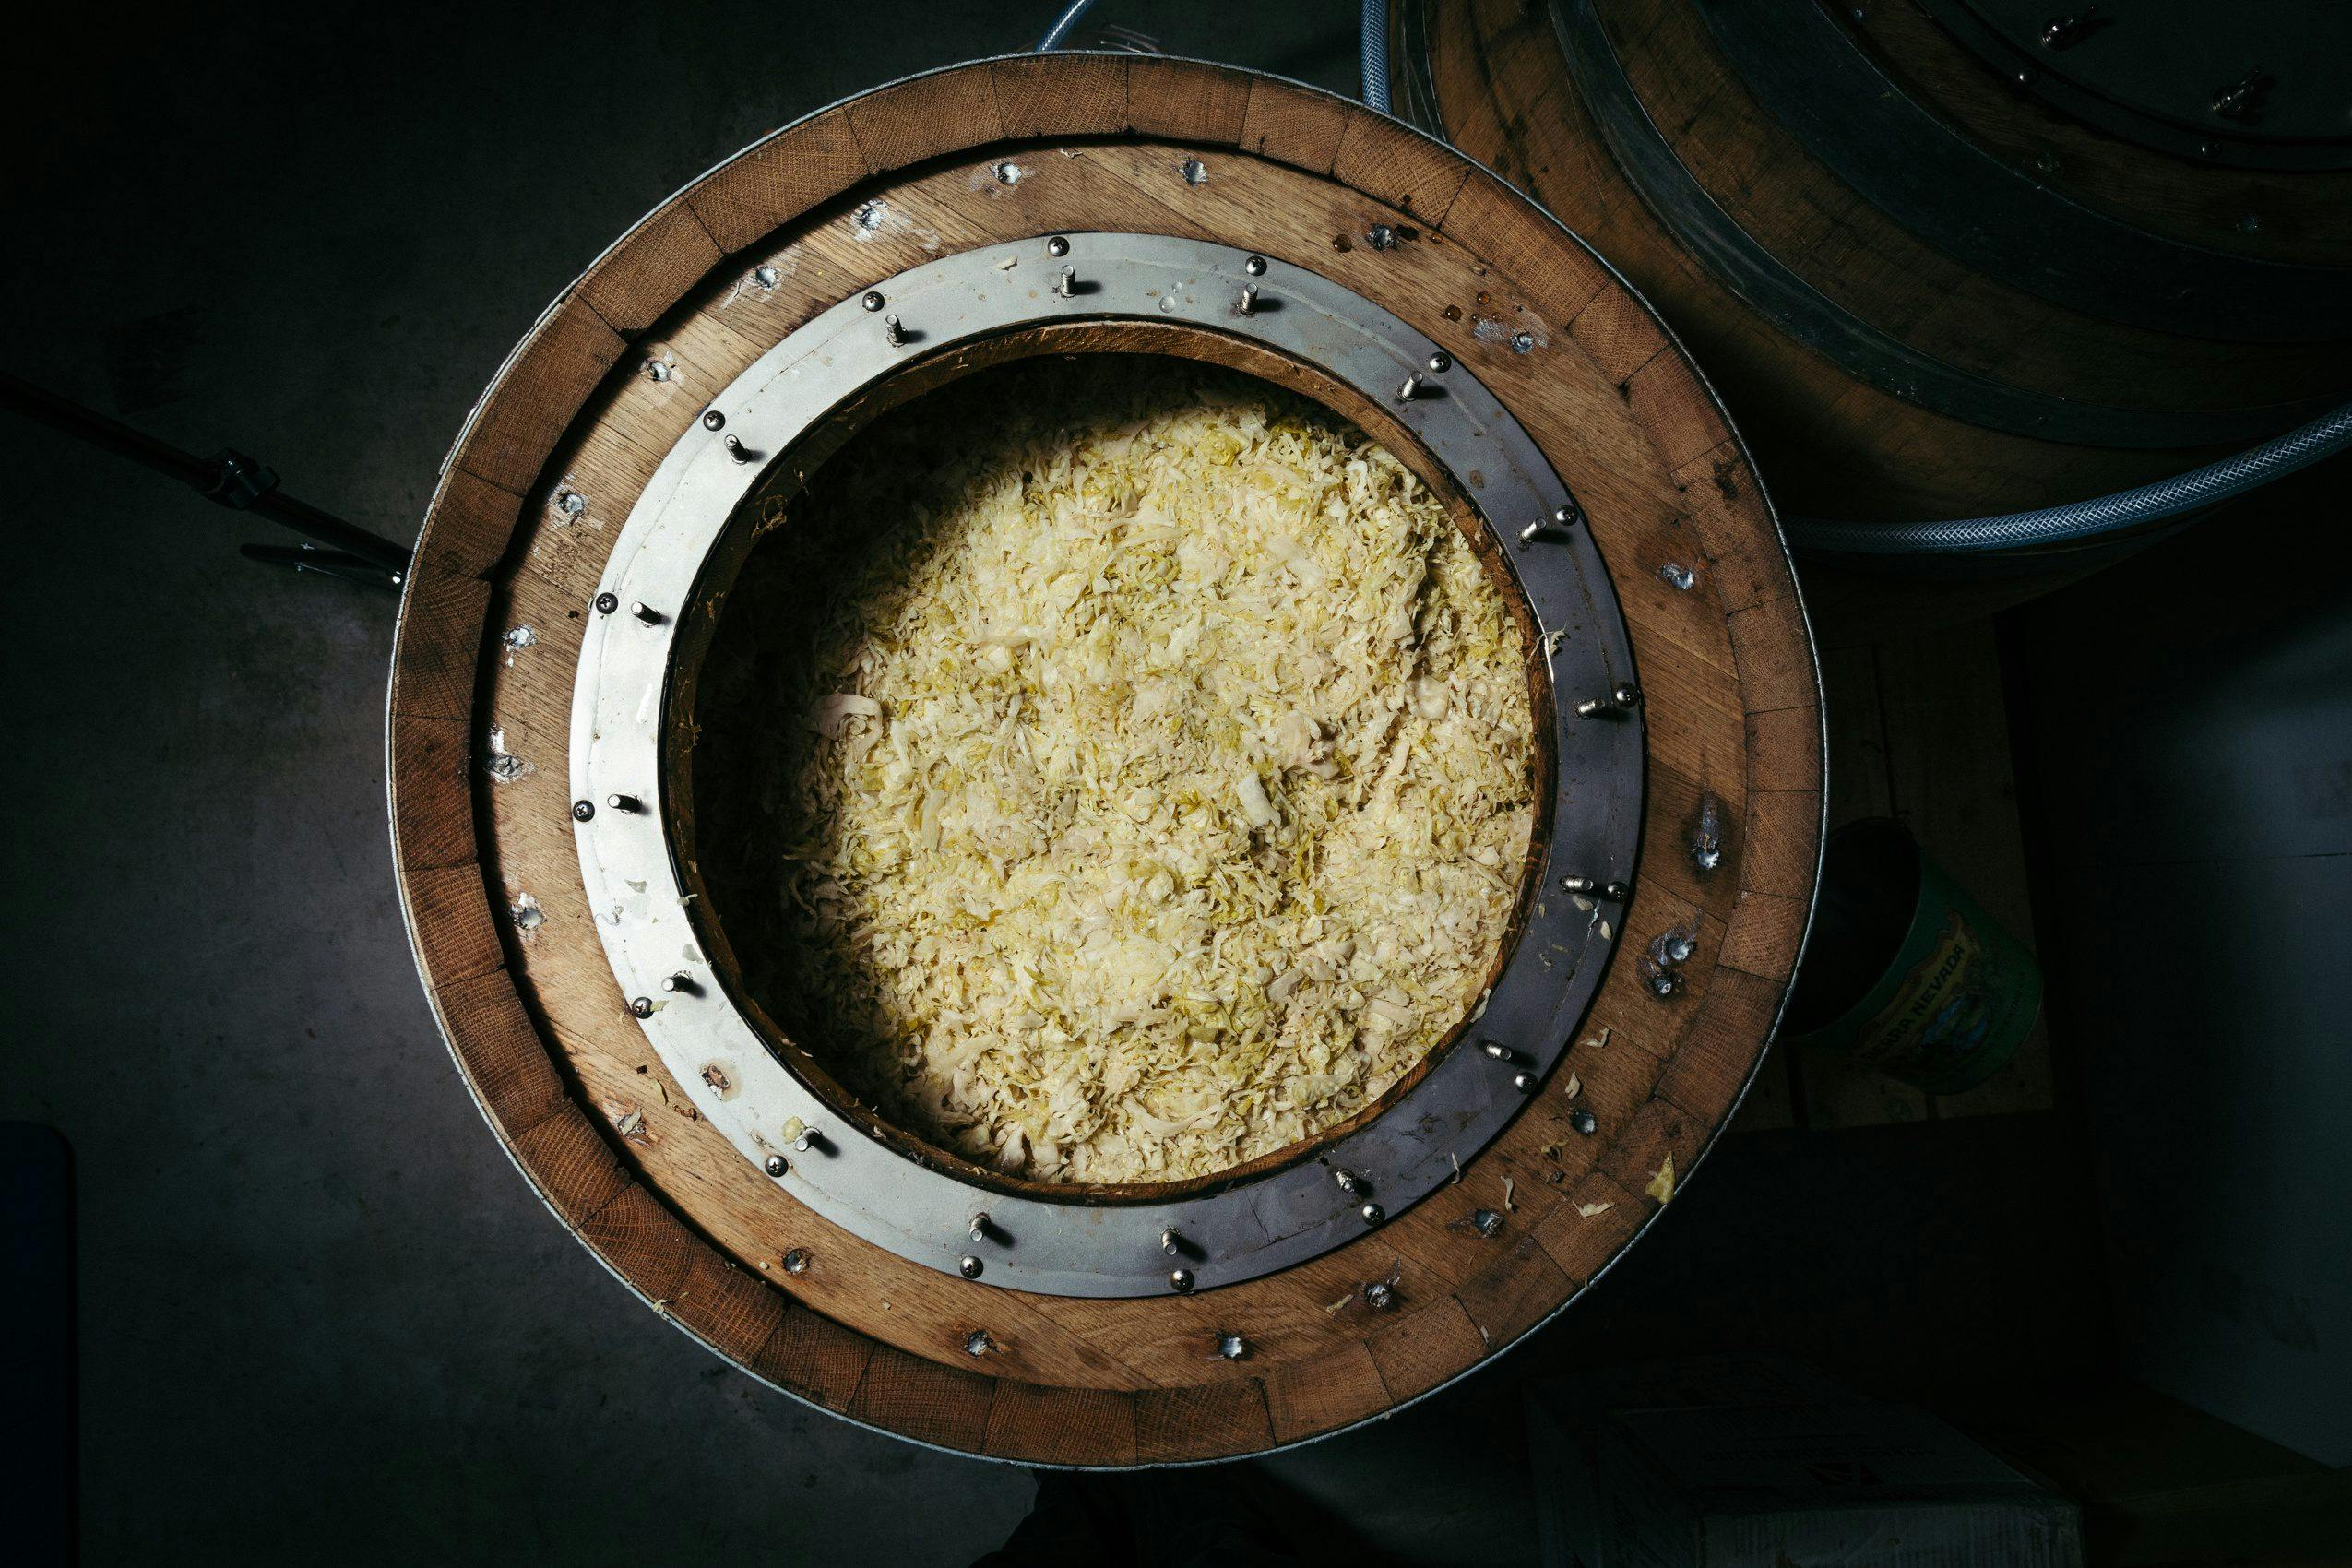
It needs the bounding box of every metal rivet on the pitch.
[1660,562,1696,591]
[1334,1168,1362,1194]
[1396,373,1422,402]
[1570,1109,1598,1135]
[1519,521,1544,543]
[1217,1332,1247,1360]
[1514,1070,1538,1093]
[1054,266,1075,299]
[1237,281,1258,316]
[659,972,693,993]
[571,800,596,822]
[1363,1280,1396,1311]
[630,600,662,624]
[606,793,641,814]
[629,996,653,1018]
[1243,255,1267,276]
[753,265,779,289]
[724,434,751,463]
[1170,1267,1194,1293]
[1613,683,1642,708]
[1575,696,1610,717]
[1511,330,1536,354]
[1160,1228,1183,1256]
[1560,875,1598,894]
[958,1255,984,1280]
[1603,880,1632,902]
[1046,235,1070,257]
[1473,1208,1505,1237]
[794,1125,818,1152]
[965,1329,992,1356]
[1555,504,1581,527]
[1482,1041,1515,1063]
[1367,223,1397,250]
[1360,1202,1385,1226]
[764,1153,788,1177]
[555,488,586,516]
[1427,350,1453,373]
[969,1213,990,1242]
[782,1248,810,1275]
[593,591,619,615]
[642,359,671,382]
[701,410,725,431]
[861,290,885,311]
[883,313,905,347]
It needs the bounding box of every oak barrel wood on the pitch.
[1400,0,2352,529]
[388,53,1822,1465]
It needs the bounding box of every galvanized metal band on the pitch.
[1548,0,2345,449]
[569,232,1645,1299]
[1918,0,2352,172]
[1700,0,2352,343]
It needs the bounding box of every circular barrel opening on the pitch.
[665,329,1555,1201]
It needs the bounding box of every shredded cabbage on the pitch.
[762,360,1535,1183]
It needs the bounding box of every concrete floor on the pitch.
[2,5,2120,1563]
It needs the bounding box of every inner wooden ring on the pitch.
[663,318,1559,1205]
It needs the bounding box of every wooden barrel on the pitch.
[1396,0,2352,529]
[388,53,1822,1465]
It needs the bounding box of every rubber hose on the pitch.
[1362,0,1392,113]
[1037,0,1096,52]
[1788,401,2352,556]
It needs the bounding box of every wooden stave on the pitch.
[386,53,1823,1466]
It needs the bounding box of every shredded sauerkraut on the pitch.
[761,359,1535,1183]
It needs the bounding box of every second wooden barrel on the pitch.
[1395,0,2352,530]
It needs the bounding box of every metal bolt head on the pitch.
[571,799,596,822]
[1362,1280,1396,1311]
[1560,875,1598,895]
[958,1254,984,1280]
[1515,1070,1538,1093]
[964,1329,991,1356]
[629,996,653,1018]
[1570,1108,1598,1135]
[1472,1207,1505,1238]
[1360,1202,1386,1226]
[1366,223,1397,250]
[753,265,779,289]
[1046,235,1070,257]
[1244,255,1267,276]
[782,1248,810,1275]
[764,1153,789,1177]
[1216,1332,1247,1360]
[701,409,725,431]
[1334,1167,1361,1194]
[555,489,586,516]
[1427,350,1453,373]
[861,290,885,311]
[970,1213,990,1241]
[593,591,619,615]
[1170,1267,1195,1293]
[642,359,671,382]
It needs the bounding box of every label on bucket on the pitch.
[1843,897,2040,1093]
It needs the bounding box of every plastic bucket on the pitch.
[1780,818,2042,1093]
